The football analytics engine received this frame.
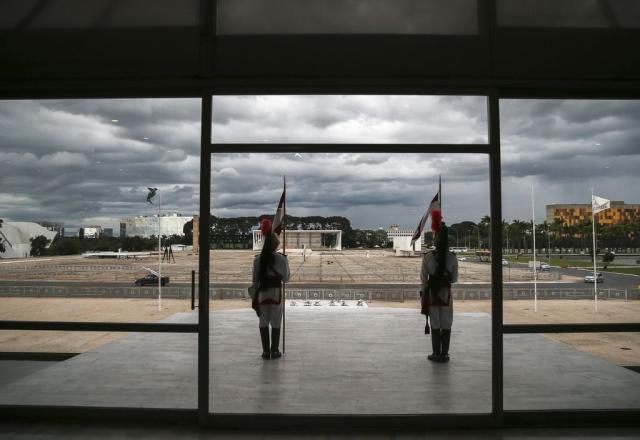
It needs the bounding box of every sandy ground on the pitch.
[1,297,638,367]
[0,250,572,283]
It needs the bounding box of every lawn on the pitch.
[503,255,640,276]
[603,267,640,276]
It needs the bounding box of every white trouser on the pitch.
[258,304,282,328]
[429,304,453,329]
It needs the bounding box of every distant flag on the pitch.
[147,187,158,204]
[410,191,441,247]
[272,178,286,235]
[592,195,610,214]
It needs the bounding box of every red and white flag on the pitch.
[410,191,441,247]
[272,178,286,235]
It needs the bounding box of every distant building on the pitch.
[0,221,58,258]
[252,230,342,251]
[82,226,102,239]
[546,201,640,226]
[120,213,193,238]
[387,225,422,253]
[63,227,81,238]
[102,228,113,237]
[36,221,63,236]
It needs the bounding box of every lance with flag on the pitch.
[273,176,287,353]
[411,177,442,251]
[147,187,162,311]
[591,191,610,312]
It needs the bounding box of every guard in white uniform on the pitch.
[250,219,290,360]
[420,223,458,362]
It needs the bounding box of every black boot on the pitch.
[440,329,451,363]
[260,327,270,360]
[270,327,282,359]
[427,329,441,361]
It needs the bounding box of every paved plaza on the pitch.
[1,307,639,413]
[0,250,553,284]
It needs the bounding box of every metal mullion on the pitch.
[503,323,640,334]
[488,92,503,422]
[209,86,494,96]
[209,143,494,154]
[199,94,212,423]
[0,321,197,333]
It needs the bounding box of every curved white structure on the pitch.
[0,222,58,259]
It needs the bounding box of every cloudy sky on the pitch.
[0,96,638,229]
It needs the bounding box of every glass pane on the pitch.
[505,333,640,410]
[217,0,478,35]
[0,98,200,323]
[500,99,640,324]
[0,330,197,408]
[212,95,488,144]
[210,153,492,414]
[498,0,640,29]
[0,0,199,30]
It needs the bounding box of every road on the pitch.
[505,263,640,289]
[1,268,638,292]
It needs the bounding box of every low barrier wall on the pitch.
[0,285,637,301]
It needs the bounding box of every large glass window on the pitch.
[0,98,200,409]
[500,98,640,411]
[497,0,640,29]
[217,0,479,35]
[209,94,493,415]
[212,95,488,144]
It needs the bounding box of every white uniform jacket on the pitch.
[251,252,290,304]
[420,251,459,305]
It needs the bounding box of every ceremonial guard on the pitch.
[420,218,458,362]
[249,219,290,360]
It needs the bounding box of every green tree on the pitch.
[478,215,491,248]
[48,238,81,255]
[30,235,50,256]
[602,251,615,269]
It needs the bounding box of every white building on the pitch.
[387,226,423,255]
[120,213,193,238]
[252,229,342,251]
[0,221,58,259]
[82,226,102,239]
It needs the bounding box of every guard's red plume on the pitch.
[260,219,272,236]
[430,210,442,233]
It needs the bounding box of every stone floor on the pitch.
[0,307,639,413]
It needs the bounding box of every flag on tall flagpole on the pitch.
[272,181,286,235]
[592,195,610,214]
[591,192,610,313]
[411,191,441,247]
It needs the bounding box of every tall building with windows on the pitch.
[546,201,640,226]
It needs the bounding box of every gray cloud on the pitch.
[0,97,638,230]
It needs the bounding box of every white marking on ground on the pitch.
[287,300,369,310]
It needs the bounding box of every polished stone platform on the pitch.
[1,307,639,413]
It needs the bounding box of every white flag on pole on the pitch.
[592,195,610,214]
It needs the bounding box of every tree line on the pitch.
[13,214,640,257]
[182,215,390,249]
[449,216,640,252]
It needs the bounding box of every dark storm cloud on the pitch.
[0,99,201,228]
[1,97,638,229]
